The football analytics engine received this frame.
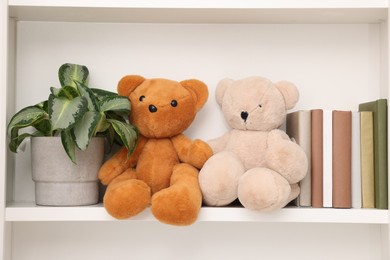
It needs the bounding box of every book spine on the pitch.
[323,110,332,208]
[375,100,388,209]
[286,110,312,207]
[311,109,323,208]
[332,110,352,208]
[359,99,388,209]
[360,111,375,208]
[351,111,362,208]
[298,111,312,207]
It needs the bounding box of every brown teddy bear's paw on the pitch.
[187,139,213,169]
[98,147,131,185]
[238,167,292,211]
[104,179,151,219]
[151,185,202,226]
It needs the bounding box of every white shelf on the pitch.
[8,0,388,23]
[5,202,389,224]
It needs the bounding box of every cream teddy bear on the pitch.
[199,76,308,211]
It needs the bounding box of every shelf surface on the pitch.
[8,0,388,23]
[5,202,389,224]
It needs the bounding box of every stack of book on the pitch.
[286,99,388,209]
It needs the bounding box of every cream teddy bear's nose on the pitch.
[241,111,248,121]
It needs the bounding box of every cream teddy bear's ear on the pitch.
[215,78,234,106]
[275,81,299,110]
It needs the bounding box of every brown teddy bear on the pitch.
[99,75,213,225]
[199,76,308,211]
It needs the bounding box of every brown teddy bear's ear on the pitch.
[180,79,209,111]
[117,75,145,97]
[215,78,234,106]
[275,81,299,110]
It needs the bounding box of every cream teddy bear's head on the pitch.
[216,76,299,131]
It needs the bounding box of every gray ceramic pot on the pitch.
[31,137,104,206]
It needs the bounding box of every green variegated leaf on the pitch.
[90,88,118,100]
[99,96,130,112]
[35,100,49,112]
[105,126,116,152]
[61,130,77,164]
[34,119,52,136]
[72,111,102,150]
[76,81,99,111]
[9,133,34,153]
[48,94,88,131]
[50,87,61,96]
[108,119,138,155]
[94,113,110,134]
[58,63,89,89]
[106,110,130,122]
[7,106,47,137]
[57,85,80,99]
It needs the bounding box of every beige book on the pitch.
[360,111,375,208]
[286,110,312,207]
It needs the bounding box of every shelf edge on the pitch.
[5,204,389,224]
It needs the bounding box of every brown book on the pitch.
[332,110,352,208]
[311,109,323,208]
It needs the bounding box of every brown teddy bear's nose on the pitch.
[241,111,248,121]
[149,105,158,113]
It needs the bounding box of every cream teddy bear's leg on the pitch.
[199,151,245,206]
[238,167,294,211]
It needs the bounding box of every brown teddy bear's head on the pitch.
[215,76,299,131]
[118,75,208,138]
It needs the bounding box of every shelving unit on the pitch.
[1,1,390,260]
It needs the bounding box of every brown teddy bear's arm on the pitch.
[171,134,213,169]
[98,136,147,185]
[207,132,230,153]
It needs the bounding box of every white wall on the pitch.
[10,21,385,260]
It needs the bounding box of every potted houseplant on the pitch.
[7,63,138,206]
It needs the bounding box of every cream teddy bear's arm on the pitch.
[207,132,231,154]
[265,129,308,184]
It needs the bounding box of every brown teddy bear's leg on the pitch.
[103,169,151,219]
[151,163,202,226]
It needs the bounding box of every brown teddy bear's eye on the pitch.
[139,95,145,101]
[171,100,178,107]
